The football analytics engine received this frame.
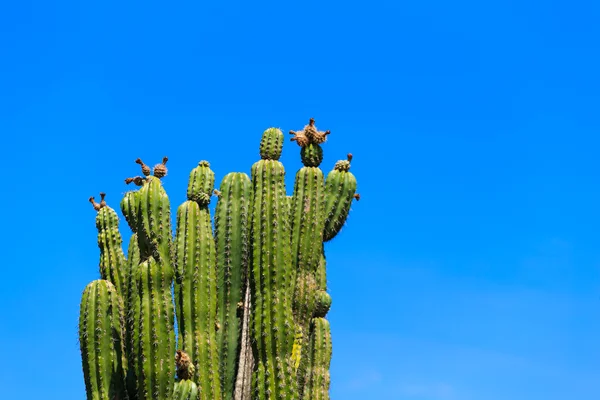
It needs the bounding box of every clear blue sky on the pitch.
[0,1,598,399]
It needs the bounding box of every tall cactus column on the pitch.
[129,160,176,400]
[175,160,221,400]
[288,119,330,396]
[214,172,252,400]
[79,279,129,400]
[250,128,297,400]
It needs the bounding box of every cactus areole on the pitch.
[79,119,359,400]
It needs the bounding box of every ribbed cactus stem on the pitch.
[125,234,141,399]
[175,161,221,400]
[173,380,200,400]
[215,172,252,400]
[323,154,358,242]
[313,250,331,318]
[135,256,175,400]
[259,127,284,160]
[250,128,297,400]
[187,161,215,205]
[136,175,173,278]
[290,155,326,395]
[304,318,332,400]
[79,279,128,400]
[300,144,324,168]
[121,191,140,234]
[92,194,127,295]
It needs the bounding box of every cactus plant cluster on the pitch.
[79,120,359,400]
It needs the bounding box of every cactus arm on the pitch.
[215,172,252,400]
[91,193,127,295]
[323,155,358,242]
[175,161,221,400]
[121,190,140,234]
[79,280,128,400]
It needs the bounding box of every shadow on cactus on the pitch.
[79,120,359,400]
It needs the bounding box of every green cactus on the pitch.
[214,172,252,400]
[304,318,332,400]
[79,279,128,400]
[323,154,359,242]
[289,139,327,395]
[175,161,221,400]
[78,120,359,400]
[90,193,127,295]
[173,380,200,400]
[250,128,297,400]
[134,256,176,400]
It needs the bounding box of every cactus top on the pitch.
[187,160,215,205]
[334,154,353,172]
[300,143,323,167]
[259,128,284,160]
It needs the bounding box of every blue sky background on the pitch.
[0,1,599,399]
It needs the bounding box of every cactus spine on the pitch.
[175,161,221,400]
[250,128,297,400]
[79,121,359,400]
[79,279,128,400]
[215,172,252,399]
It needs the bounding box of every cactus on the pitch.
[250,128,297,400]
[78,120,359,400]
[90,193,127,295]
[214,172,252,399]
[323,154,358,242]
[303,318,332,400]
[175,161,221,400]
[289,139,327,395]
[79,279,128,400]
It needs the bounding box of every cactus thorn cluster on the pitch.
[79,121,359,400]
